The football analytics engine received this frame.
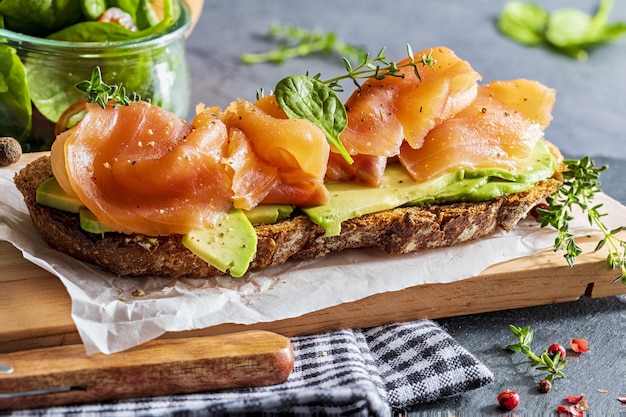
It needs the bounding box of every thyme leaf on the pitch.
[320,45,435,92]
[75,67,145,108]
[537,157,626,284]
[241,23,367,65]
[507,325,567,383]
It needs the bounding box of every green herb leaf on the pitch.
[537,157,626,284]
[497,1,548,45]
[541,352,554,368]
[241,23,367,65]
[76,66,144,108]
[0,0,83,37]
[498,0,626,60]
[0,45,31,144]
[506,324,568,383]
[320,45,434,92]
[275,75,353,164]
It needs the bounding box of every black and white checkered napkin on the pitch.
[6,320,493,417]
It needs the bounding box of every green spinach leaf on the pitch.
[80,0,107,21]
[497,1,548,45]
[498,0,626,60]
[0,45,31,143]
[0,0,183,151]
[47,21,152,41]
[546,0,626,50]
[0,0,82,37]
[47,0,175,42]
[275,75,353,164]
[108,0,160,29]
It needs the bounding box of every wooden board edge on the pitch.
[160,236,626,341]
[2,233,624,352]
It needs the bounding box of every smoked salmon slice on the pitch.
[223,127,279,210]
[394,47,482,149]
[51,96,331,236]
[398,79,556,182]
[54,101,233,236]
[340,46,481,155]
[223,97,330,207]
[325,152,387,187]
[332,46,482,185]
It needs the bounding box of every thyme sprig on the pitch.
[319,45,436,92]
[506,325,567,383]
[537,157,626,284]
[75,67,144,108]
[241,23,367,65]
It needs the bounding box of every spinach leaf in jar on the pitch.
[0,0,83,37]
[0,45,31,144]
[80,0,107,21]
[26,0,179,129]
[1,0,188,152]
[47,1,175,42]
[107,0,161,29]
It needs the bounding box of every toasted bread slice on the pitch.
[14,150,563,278]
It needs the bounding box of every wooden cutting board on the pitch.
[1,153,625,355]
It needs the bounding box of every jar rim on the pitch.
[0,0,191,53]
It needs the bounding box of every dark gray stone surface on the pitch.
[429,296,626,416]
[185,0,626,414]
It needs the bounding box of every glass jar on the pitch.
[0,1,191,152]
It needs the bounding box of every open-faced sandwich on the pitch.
[14,46,564,278]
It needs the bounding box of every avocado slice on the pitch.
[303,168,462,236]
[76,206,258,277]
[243,204,294,225]
[79,208,109,235]
[303,140,556,236]
[36,177,84,213]
[182,209,257,277]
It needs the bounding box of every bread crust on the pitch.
[14,153,563,278]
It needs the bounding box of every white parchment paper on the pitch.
[2,160,625,354]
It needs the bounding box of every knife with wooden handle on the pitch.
[0,330,294,410]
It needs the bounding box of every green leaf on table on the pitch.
[498,0,626,60]
[497,1,548,45]
[240,23,367,65]
[545,0,626,59]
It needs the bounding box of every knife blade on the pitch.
[0,330,294,410]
